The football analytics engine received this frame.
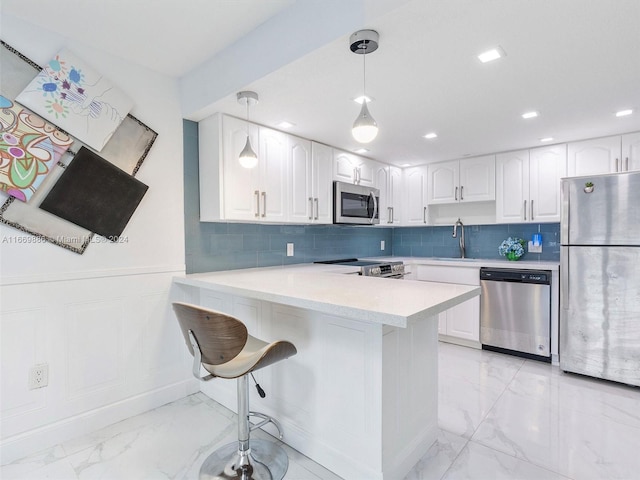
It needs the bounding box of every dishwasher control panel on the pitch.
[480,268,549,284]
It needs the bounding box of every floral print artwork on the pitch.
[0,95,73,202]
[15,48,133,151]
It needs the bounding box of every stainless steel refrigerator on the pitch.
[560,171,640,386]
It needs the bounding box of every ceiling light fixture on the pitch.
[353,95,374,104]
[540,137,554,142]
[424,132,438,139]
[277,121,295,129]
[354,148,369,154]
[616,109,633,117]
[237,91,259,169]
[350,29,379,144]
[478,47,505,63]
[522,111,539,119]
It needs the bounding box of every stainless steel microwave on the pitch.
[333,181,380,225]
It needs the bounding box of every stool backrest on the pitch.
[172,302,248,366]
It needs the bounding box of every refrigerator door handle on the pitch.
[560,180,569,244]
[561,249,569,311]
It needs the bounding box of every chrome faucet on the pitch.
[452,218,466,258]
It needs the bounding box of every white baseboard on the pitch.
[0,379,199,465]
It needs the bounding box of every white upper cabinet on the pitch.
[622,132,640,171]
[200,114,287,222]
[375,165,402,224]
[496,145,566,223]
[427,155,495,205]
[567,136,621,176]
[290,141,332,224]
[403,166,429,225]
[333,151,376,186]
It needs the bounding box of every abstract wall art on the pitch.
[39,147,148,239]
[0,41,157,254]
[15,48,133,152]
[0,95,74,202]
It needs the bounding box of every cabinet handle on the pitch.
[261,191,266,217]
[616,158,620,172]
[388,207,392,224]
[460,185,464,201]
[308,197,313,220]
[254,190,260,217]
[357,168,361,184]
[531,199,534,221]
[455,186,458,201]
[314,198,319,220]
[423,206,427,224]
[625,157,629,171]
[391,206,394,224]
[524,200,527,221]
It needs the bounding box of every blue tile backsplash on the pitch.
[184,120,560,273]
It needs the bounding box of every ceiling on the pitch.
[4,0,640,167]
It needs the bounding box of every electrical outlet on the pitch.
[380,240,385,250]
[286,243,294,257]
[29,364,49,389]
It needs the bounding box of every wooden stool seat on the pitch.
[172,302,297,480]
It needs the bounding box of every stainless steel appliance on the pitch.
[333,181,379,225]
[560,171,640,386]
[315,258,405,278]
[480,267,552,361]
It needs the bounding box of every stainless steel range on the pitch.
[315,258,405,279]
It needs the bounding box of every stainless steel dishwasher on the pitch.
[480,267,552,362]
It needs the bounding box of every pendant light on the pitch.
[350,30,379,144]
[237,91,258,169]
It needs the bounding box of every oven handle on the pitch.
[369,191,378,224]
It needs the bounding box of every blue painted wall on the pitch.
[184,120,560,273]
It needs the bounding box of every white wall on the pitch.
[0,15,195,464]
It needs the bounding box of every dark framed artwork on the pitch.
[0,40,157,254]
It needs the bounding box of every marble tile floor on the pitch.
[3,342,639,480]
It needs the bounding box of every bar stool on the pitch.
[173,302,297,480]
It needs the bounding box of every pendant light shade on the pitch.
[350,30,379,144]
[237,91,259,169]
[352,100,378,143]
[238,136,258,168]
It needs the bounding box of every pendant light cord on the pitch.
[362,43,367,100]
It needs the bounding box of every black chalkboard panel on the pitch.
[39,146,148,240]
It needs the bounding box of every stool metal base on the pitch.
[199,439,288,480]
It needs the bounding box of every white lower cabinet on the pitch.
[415,264,480,347]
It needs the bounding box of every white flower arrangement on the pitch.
[498,237,525,259]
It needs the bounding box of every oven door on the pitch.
[334,181,380,224]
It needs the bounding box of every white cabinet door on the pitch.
[567,136,621,176]
[259,127,288,222]
[334,151,358,183]
[529,144,566,222]
[427,156,495,204]
[375,164,391,224]
[622,132,640,172]
[289,136,313,223]
[445,297,480,342]
[496,150,529,223]
[388,166,402,224]
[459,155,495,202]
[311,142,333,224]
[403,166,429,225]
[223,116,261,221]
[427,160,458,204]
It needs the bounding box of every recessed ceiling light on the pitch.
[354,95,374,104]
[402,163,411,167]
[522,111,539,119]
[354,148,369,154]
[477,47,505,63]
[423,132,438,139]
[540,137,554,142]
[277,121,295,129]
[616,109,633,117]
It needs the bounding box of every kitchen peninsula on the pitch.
[172,264,479,480]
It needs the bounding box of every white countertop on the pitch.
[174,263,480,328]
[368,256,560,270]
